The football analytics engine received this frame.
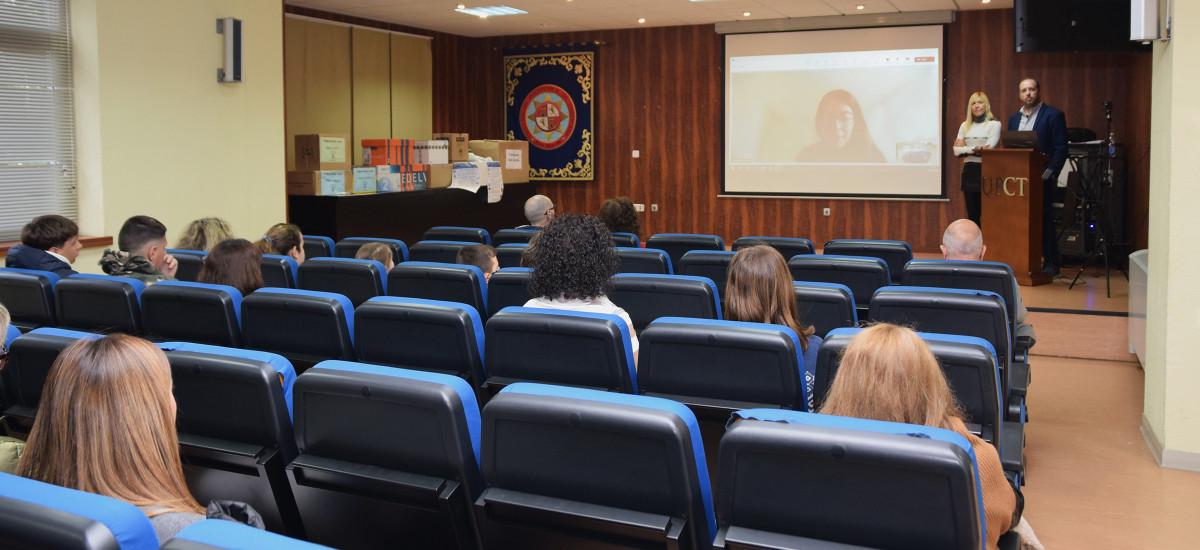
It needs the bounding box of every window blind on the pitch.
[0,0,77,242]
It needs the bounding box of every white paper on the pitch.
[487,162,504,204]
[448,162,481,193]
[505,149,523,170]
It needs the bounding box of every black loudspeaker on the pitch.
[217,17,242,83]
[1015,0,1151,53]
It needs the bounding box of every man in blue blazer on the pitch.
[1008,78,1068,277]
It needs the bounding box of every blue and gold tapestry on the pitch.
[504,44,594,181]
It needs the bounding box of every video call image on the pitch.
[724,26,945,198]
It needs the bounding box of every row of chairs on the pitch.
[0,325,1014,549]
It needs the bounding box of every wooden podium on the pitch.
[979,149,1051,286]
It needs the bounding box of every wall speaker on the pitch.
[217,17,242,83]
[1130,0,1159,41]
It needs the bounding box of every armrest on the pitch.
[476,487,689,547]
[1000,421,1025,478]
[1009,362,1030,397]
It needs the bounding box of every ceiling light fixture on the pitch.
[982,0,991,3]
[856,4,865,9]
[743,11,751,16]
[454,5,527,17]
[637,17,646,23]
[457,3,465,8]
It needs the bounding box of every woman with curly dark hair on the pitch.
[598,197,643,241]
[523,213,638,361]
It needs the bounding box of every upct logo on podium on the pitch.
[981,176,1029,197]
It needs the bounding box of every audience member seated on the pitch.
[197,238,265,296]
[517,194,555,229]
[99,215,178,284]
[255,223,306,265]
[599,196,643,241]
[818,323,1032,550]
[4,214,82,278]
[942,219,1037,346]
[354,241,396,271]
[15,334,209,542]
[174,217,234,252]
[523,213,639,362]
[456,244,498,282]
[725,245,823,410]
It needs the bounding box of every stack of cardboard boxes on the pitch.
[287,133,532,196]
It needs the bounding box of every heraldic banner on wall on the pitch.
[504,43,594,181]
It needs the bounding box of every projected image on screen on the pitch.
[724,26,944,198]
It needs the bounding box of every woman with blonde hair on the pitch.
[16,334,207,541]
[819,323,1022,550]
[255,223,305,265]
[175,217,234,252]
[724,245,821,409]
[953,92,1002,225]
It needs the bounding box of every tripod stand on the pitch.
[1068,101,1128,297]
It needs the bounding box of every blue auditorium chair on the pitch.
[334,237,408,263]
[285,361,483,549]
[165,248,207,283]
[823,238,913,285]
[787,254,889,320]
[354,296,487,398]
[616,247,673,275]
[424,225,491,245]
[677,250,737,300]
[387,262,488,320]
[141,281,243,347]
[486,267,532,317]
[611,231,640,248]
[609,273,721,332]
[793,281,858,337]
[0,267,60,331]
[814,327,1025,483]
[162,519,332,549]
[0,471,158,550]
[869,286,1026,422]
[731,236,815,259]
[474,383,715,550]
[638,318,809,421]
[240,288,355,374]
[159,342,302,536]
[646,233,726,270]
[491,228,540,246]
[494,243,528,268]
[297,257,387,307]
[2,328,100,429]
[302,235,336,260]
[714,410,1008,550]
[902,259,1032,361]
[55,274,145,335]
[261,254,299,288]
[483,307,637,395]
[407,240,476,264]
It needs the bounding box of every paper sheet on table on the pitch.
[447,162,481,193]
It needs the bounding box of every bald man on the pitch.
[517,194,555,230]
[942,219,1035,345]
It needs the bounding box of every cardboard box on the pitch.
[390,139,417,165]
[352,167,377,194]
[296,134,351,171]
[468,139,530,183]
[287,170,351,196]
[362,139,391,165]
[376,164,428,193]
[415,140,449,165]
[427,164,452,189]
[433,133,469,162]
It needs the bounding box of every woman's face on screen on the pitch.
[816,100,855,148]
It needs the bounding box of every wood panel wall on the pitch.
[287,7,1151,252]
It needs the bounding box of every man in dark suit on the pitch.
[1007,78,1068,277]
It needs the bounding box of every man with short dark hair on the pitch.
[1008,78,1068,278]
[942,219,1036,346]
[455,244,499,282]
[99,215,178,284]
[5,215,82,277]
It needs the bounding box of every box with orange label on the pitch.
[362,139,391,165]
[295,134,351,171]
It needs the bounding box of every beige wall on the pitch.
[1144,0,1200,468]
[71,0,286,271]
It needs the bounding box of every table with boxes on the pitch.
[287,133,530,197]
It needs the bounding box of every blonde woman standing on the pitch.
[953,92,1002,226]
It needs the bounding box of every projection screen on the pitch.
[723,25,945,198]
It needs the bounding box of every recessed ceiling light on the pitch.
[856,4,865,9]
[743,11,751,16]
[982,0,991,3]
[637,17,646,24]
[454,5,527,17]
[457,3,465,8]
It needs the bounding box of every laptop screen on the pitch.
[1001,130,1039,149]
